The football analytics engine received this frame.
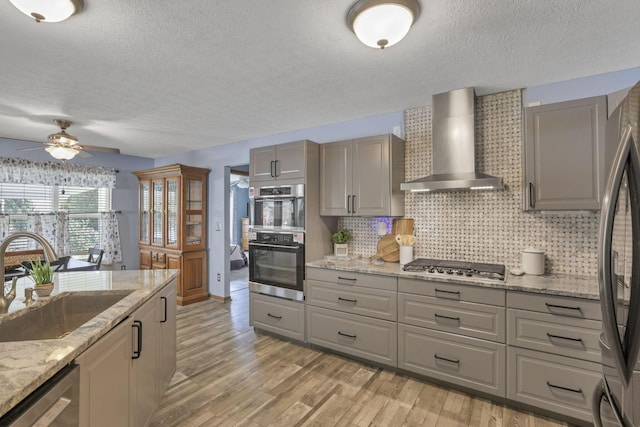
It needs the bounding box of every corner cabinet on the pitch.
[320,134,405,217]
[134,164,210,306]
[523,96,607,210]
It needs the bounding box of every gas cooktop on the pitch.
[402,258,506,281]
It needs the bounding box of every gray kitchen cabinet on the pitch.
[77,315,132,427]
[76,279,177,427]
[307,305,398,367]
[506,290,604,423]
[306,267,398,367]
[399,323,506,397]
[398,277,506,398]
[157,281,177,402]
[508,347,603,423]
[249,140,307,183]
[130,290,160,427]
[320,134,405,216]
[524,95,607,210]
[250,292,305,342]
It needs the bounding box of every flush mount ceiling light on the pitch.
[347,0,420,49]
[9,0,84,23]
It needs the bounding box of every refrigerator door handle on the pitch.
[599,125,633,386]
[624,127,640,385]
[591,380,605,427]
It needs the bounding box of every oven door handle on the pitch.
[249,242,302,250]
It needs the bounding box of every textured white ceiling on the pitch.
[0,0,639,158]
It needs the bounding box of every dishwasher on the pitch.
[1,364,79,426]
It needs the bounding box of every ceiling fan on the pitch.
[17,119,120,161]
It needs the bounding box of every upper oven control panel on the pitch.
[250,231,304,245]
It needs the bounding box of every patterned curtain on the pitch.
[26,213,70,256]
[0,157,116,188]
[99,211,122,265]
[0,215,9,241]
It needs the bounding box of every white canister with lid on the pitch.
[522,248,545,275]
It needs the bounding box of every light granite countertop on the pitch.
[0,269,179,418]
[306,257,600,300]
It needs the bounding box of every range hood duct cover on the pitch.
[401,87,504,192]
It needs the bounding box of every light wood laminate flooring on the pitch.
[150,289,576,427]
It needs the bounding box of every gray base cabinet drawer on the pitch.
[507,309,601,362]
[399,278,505,306]
[398,324,506,397]
[306,306,397,367]
[307,280,397,321]
[307,267,397,291]
[399,293,505,342]
[507,292,601,321]
[250,292,305,342]
[507,347,602,422]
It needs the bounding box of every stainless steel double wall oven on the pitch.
[248,183,305,301]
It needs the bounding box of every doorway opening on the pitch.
[229,167,249,293]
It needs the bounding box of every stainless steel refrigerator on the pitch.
[593,82,640,427]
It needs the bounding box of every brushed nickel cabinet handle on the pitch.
[267,313,282,320]
[338,296,357,303]
[352,195,356,214]
[347,195,351,213]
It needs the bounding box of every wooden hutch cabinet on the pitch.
[133,164,210,306]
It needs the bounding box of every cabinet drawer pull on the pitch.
[338,296,358,303]
[337,276,357,283]
[161,296,168,323]
[132,320,142,359]
[434,288,460,299]
[352,195,356,214]
[545,302,583,315]
[338,331,357,339]
[546,381,583,395]
[434,313,460,323]
[267,313,282,320]
[434,354,460,364]
[347,195,351,214]
[546,332,583,343]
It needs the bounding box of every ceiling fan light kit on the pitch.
[45,145,79,160]
[9,0,84,23]
[347,0,420,49]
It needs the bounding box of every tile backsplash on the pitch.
[340,89,599,276]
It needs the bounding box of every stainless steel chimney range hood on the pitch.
[401,87,504,192]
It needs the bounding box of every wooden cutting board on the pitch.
[371,234,400,262]
[392,218,414,235]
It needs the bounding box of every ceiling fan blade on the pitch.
[80,145,120,154]
[17,146,47,152]
[76,150,93,158]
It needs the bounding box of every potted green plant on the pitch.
[28,260,55,297]
[331,228,352,257]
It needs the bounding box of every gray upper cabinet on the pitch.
[249,140,307,183]
[524,95,607,210]
[320,134,405,216]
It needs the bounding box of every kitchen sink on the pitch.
[0,292,132,342]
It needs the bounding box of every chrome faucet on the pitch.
[1,232,58,313]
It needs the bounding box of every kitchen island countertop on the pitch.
[306,257,599,300]
[0,269,179,418]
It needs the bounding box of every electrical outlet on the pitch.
[216,222,221,231]
[217,273,221,281]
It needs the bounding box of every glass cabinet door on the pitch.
[166,178,179,248]
[139,181,150,244]
[185,178,203,247]
[152,179,164,246]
